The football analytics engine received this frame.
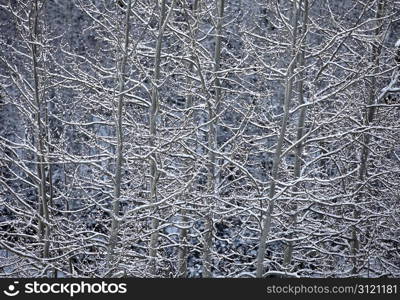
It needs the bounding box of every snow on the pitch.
[1,0,400,279]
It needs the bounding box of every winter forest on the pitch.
[0,0,400,278]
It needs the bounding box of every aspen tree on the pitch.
[148,0,176,275]
[256,0,302,278]
[106,0,133,273]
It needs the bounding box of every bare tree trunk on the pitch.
[178,0,200,278]
[283,0,309,268]
[107,0,132,272]
[256,0,302,278]
[148,0,175,275]
[351,0,385,275]
[202,0,225,278]
[30,0,50,259]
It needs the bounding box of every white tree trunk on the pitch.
[30,0,50,259]
[202,0,225,278]
[283,0,309,268]
[178,0,200,278]
[351,0,385,275]
[256,0,302,278]
[148,0,175,275]
[106,0,132,273]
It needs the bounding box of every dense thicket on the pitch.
[1,0,400,278]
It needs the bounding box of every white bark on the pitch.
[106,0,132,272]
[256,0,302,278]
[178,0,200,278]
[30,0,50,259]
[351,0,385,275]
[283,0,309,268]
[148,0,175,275]
[202,0,225,278]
